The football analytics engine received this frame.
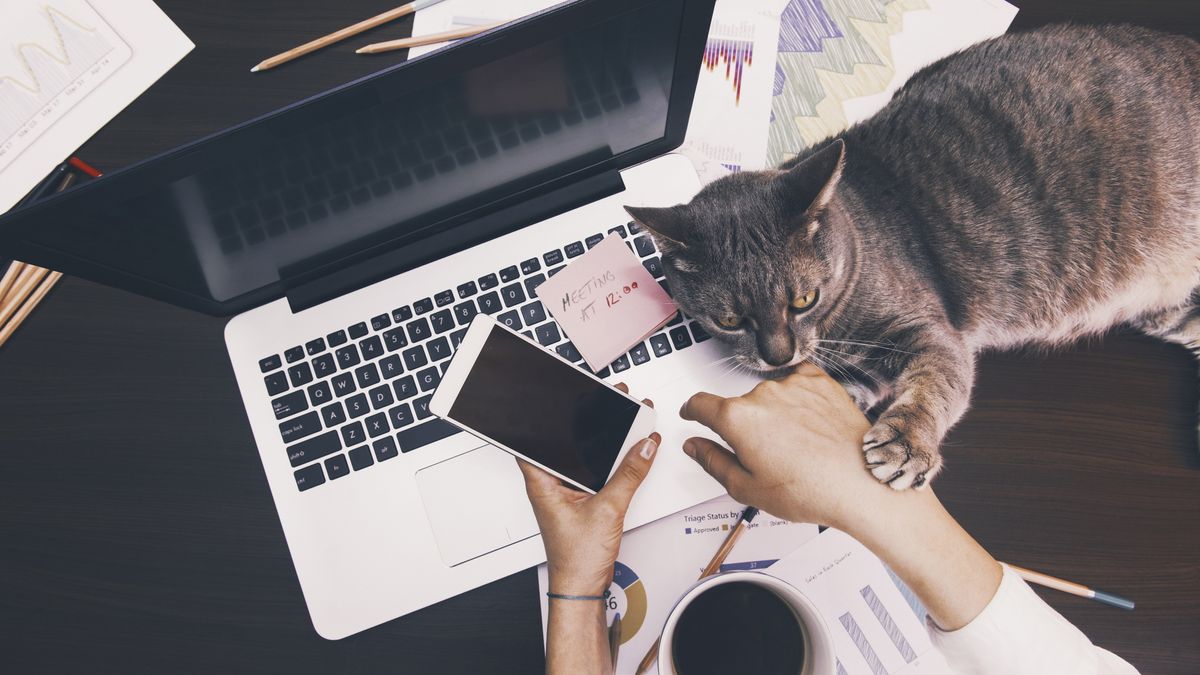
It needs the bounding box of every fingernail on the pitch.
[637,438,658,460]
[682,439,696,457]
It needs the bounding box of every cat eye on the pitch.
[790,290,820,313]
[716,315,743,330]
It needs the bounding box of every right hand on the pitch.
[679,363,904,532]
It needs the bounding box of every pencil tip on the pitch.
[355,47,368,54]
[250,65,260,72]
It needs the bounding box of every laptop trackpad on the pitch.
[415,444,541,567]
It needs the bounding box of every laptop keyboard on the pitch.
[257,222,713,493]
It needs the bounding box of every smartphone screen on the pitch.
[446,327,640,492]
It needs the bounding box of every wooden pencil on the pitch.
[0,266,49,328]
[0,262,25,305]
[251,0,450,72]
[0,271,61,348]
[1006,563,1134,610]
[356,22,500,54]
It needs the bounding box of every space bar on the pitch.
[397,419,461,452]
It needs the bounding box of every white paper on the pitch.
[537,495,820,675]
[0,0,192,211]
[768,529,953,675]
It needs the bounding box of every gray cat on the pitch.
[626,25,1200,490]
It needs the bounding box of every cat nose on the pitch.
[757,333,796,367]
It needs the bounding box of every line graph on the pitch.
[0,1,132,170]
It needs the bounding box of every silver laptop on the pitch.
[0,0,759,639]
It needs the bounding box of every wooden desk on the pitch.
[1,1,1196,672]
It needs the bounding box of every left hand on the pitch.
[517,385,659,596]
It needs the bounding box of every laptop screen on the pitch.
[0,0,710,315]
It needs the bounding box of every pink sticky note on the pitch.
[536,234,678,371]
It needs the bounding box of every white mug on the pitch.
[657,571,837,675]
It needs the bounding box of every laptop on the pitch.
[0,0,760,639]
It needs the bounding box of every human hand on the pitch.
[679,364,909,534]
[517,385,659,596]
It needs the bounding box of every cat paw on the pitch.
[862,418,943,490]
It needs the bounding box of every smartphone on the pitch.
[429,315,656,494]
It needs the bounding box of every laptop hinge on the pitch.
[284,170,626,314]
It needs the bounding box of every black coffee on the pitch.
[671,581,806,675]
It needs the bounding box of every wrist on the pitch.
[547,568,613,598]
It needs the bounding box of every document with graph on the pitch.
[0,0,192,211]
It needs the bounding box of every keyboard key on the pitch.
[327,330,348,347]
[497,309,521,330]
[365,412,390,438]
[649,333,673,358]
[608,224,627,238]
[346,393,370,419]
[287,430,341,468]
[522,330,533,340]
[393,375,418,400]
[668,312,683,326]
[380,354,404,379]
[288,362,314,388]
[520,257,541,275]
[501,283,526,307]
[389,403,415,429]
[478,273,499,290]
[331,372,356,397]
[285,346,305,363]
[370,314,391,331]
[402,345,428,370]
[450,328,467,349]
[535,322,561,346]
[369,384,394,410]
[427,337,452,361]
[556,341,583,363]
[259,355,281,372]
[341,421,366,446]
[670,325,693,350]
[416,366,441,392]
[355,363,381,388]
[279,410,322,444]
[643,256,664,279]
[383,327,408,351]
[597,367,610,378]
[633,236,656,257]
[630,342,650,365]
[324,454,350,480]
[305,338,326,356]
[565,241,585,258]
[313,353,336,379]
[585,233,604,248]
[430,309,454,334]
[477,291,502,314]
[406,318,431,343]
[294,463,325,491]
[349,322,369,339]
[414,297,434,314]
[453,300,477,326]
[373,436,400,462]
[272,391,308,420]
[499,265,520,282]
[690,322,712,343]
[320,401,346,427]
[413,395,434,419]
[435,289,455,307]
[627,219,642,234]
[336,344,361,369]
[520,301,547,326]
[543,249,564,266]
[397,418,460,452]
[548,265,565,277]
[307,381,332,406]
[360,336,384,361]
[264,371,289,396]
[610,354,630,373]
[457,281,477,298]
[391,306,413,323]
[349,445,374,471]
[524,273,546,297]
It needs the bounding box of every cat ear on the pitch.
[778,138,846,237]
[624,205,689,249]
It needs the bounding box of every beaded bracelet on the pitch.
[546,591,608,601]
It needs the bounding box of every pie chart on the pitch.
[609,561,647,645]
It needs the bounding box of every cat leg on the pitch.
[1132,292,1200,447]
[863,332,974,490]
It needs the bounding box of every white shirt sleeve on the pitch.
[927,565,1138,675]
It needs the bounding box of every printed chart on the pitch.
[0,1,132,171]
[701,25,756,105]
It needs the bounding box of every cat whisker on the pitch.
[813,346,883,387]
[814,338,914,355]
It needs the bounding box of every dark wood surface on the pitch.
[2,1,1197,673]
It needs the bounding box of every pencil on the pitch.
[1006,563,1135,610]
[356,22,501,54]
[251,0,450,72]
[0,262,23,305]
[608,612,622,675]
[634,506,759,675]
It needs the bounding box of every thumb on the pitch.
[682,437,752,497]
[598,432,661,510]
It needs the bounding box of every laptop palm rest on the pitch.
[415,444,541,567]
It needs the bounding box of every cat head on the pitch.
[625,139,852,373]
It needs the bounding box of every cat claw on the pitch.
[863,423,941,490]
